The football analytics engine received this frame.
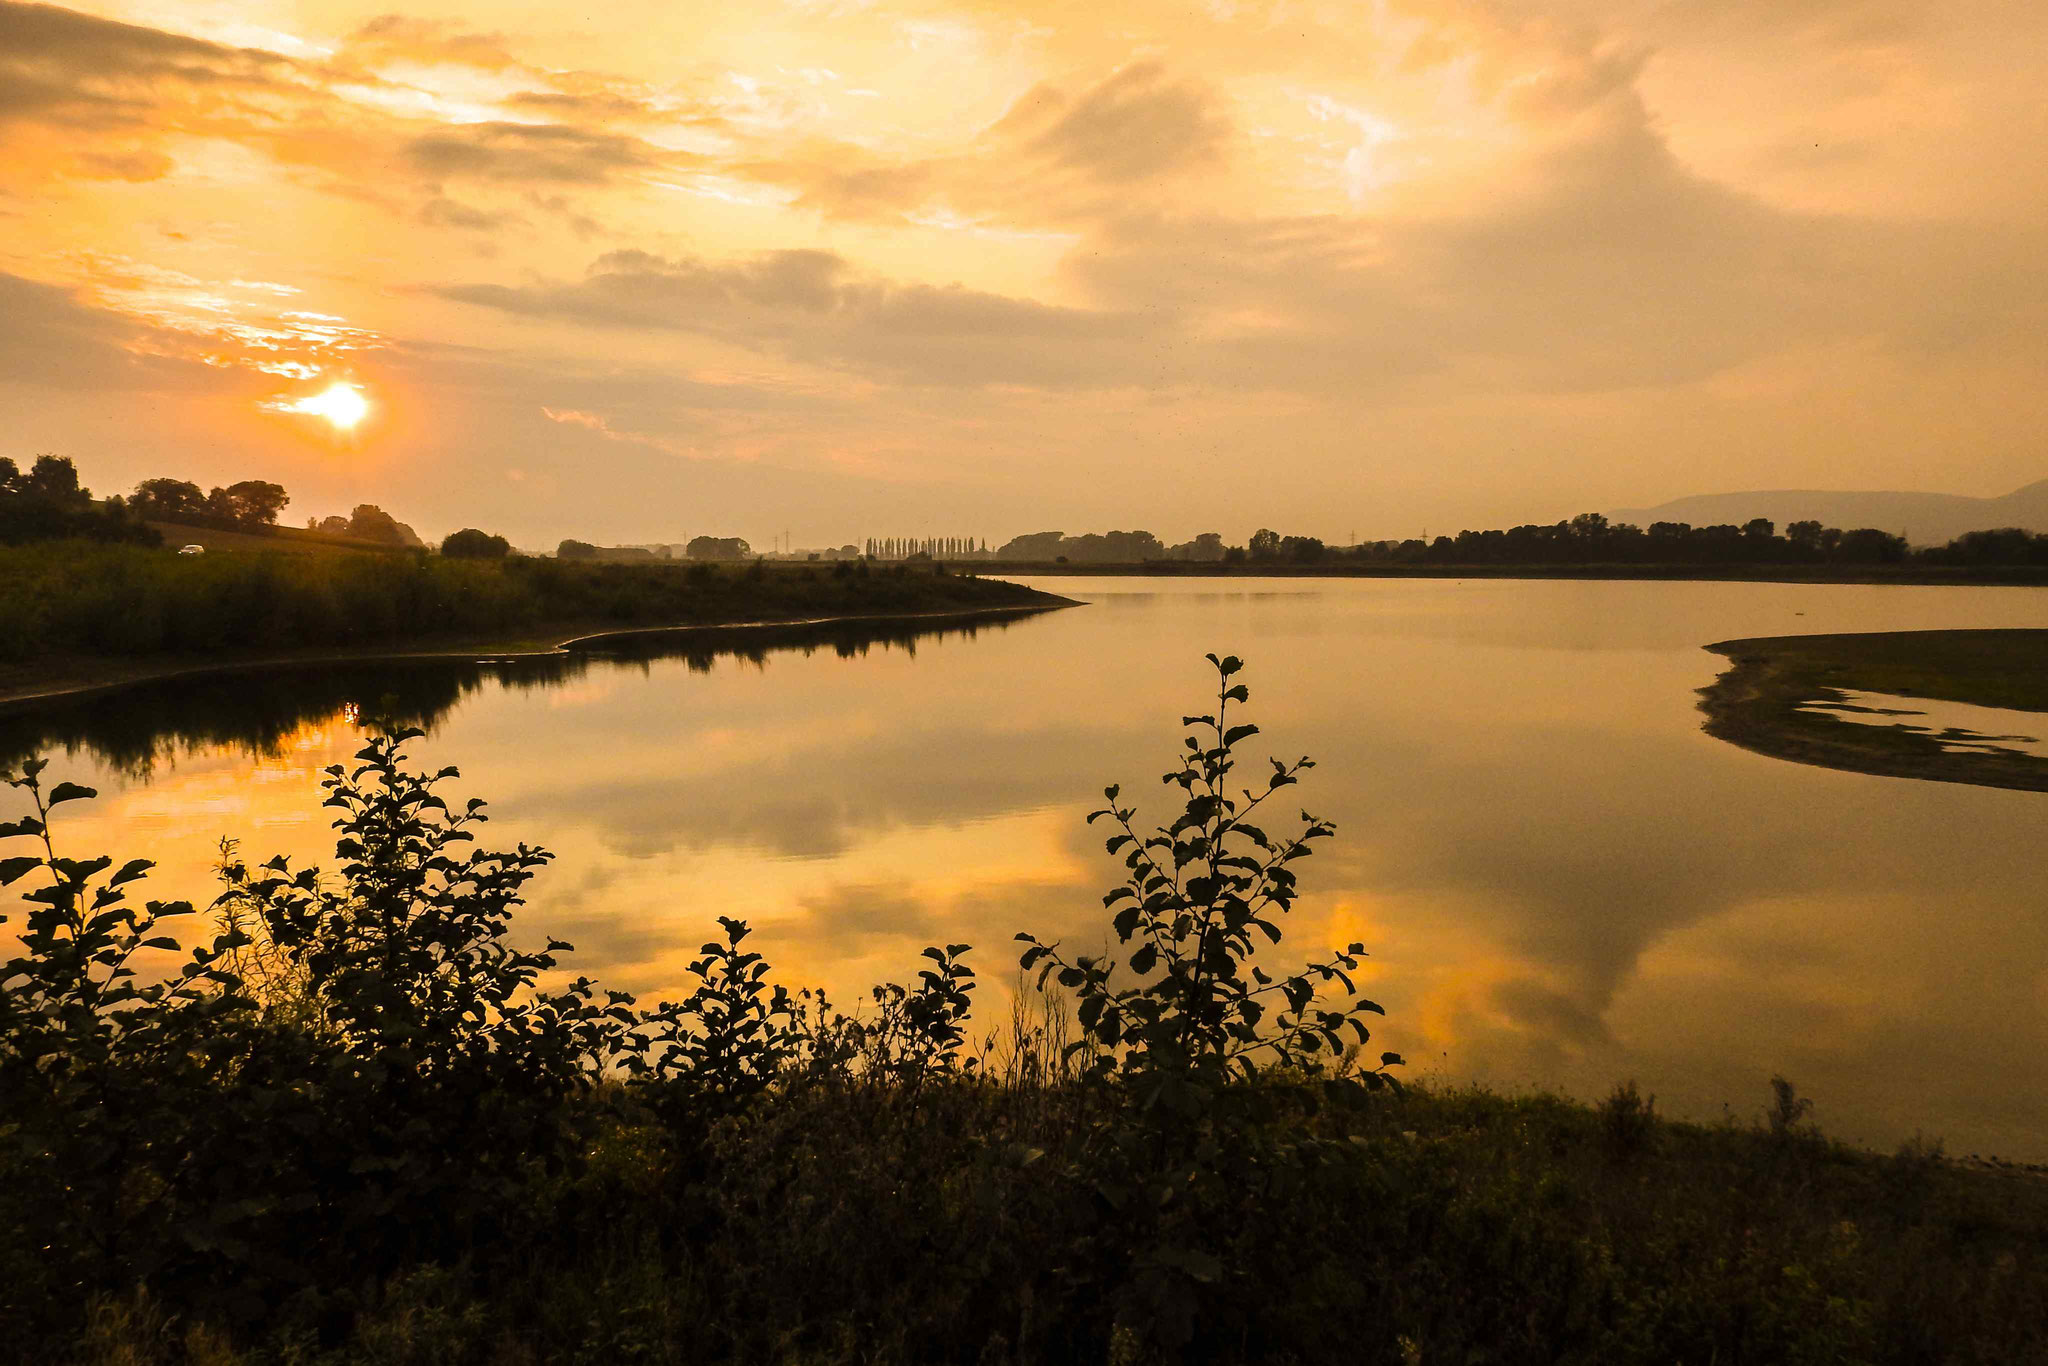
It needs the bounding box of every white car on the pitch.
[178,544,206,555]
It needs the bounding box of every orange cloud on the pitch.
[2,0,2045,547]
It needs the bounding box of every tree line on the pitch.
[131,473,423,549]
[0,456,157,547]
[989,530,1228,562]
[136,468,427,549]
[130,476,288,529]
[557,536,753,561]
[978,516,2048,568]
[1272,514,2048,568]
[0,455,442,550]
[1238,514,1918,566]
[866,536,987,560]
[15,451,2045,571]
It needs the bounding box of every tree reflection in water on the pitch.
[0,610,1052,779]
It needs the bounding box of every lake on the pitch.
[6,577,2046,1159]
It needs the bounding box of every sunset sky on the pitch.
[4,0,2045,547]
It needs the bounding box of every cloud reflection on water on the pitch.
[6,581,2048,1159]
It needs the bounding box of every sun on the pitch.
[273,381,371,432]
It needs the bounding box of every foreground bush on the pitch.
[4,662,2045,1364]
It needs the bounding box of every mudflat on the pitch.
[1698,629,2048,792]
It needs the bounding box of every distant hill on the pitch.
[1611,478,2048,546]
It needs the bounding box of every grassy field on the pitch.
[0,541,1070,701]
[1698,629,2048,791]
[144,520,409,556]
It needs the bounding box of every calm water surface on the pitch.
[7,579,2046,1158]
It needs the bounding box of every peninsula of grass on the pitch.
[0,541,1074,706]
[1698,629,2048,792]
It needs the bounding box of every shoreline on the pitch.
[1697,629,2048,793]
[0,599,1077,717]
[977,561,2048,585]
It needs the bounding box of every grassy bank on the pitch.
[0,541,1070,698]
[1699,629,2048,792]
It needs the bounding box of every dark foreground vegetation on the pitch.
[1700,629,2048,792]
[5,659,2044,1364]
[0,539,1059,676]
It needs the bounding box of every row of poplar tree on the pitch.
[864,536,988,559]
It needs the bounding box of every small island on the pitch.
[1698,629,2048,792]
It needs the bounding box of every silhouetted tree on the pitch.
[1280,535,1326,564]
[223,480,289,527]
[131,478,206,520]
[346,504,422,547]
[1836,528,1908,563]
[442,528,512,558]
[687,535,751,562]
[21,455,87,506]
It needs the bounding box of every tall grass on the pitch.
[0,543,1048,663]
[49,1074,2048,1366]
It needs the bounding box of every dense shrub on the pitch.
[1005,656,1406,1351]
[0,734,622,1335]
